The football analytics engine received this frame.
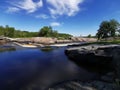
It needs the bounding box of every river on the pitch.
[0,46,98,90]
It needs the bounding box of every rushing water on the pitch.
[0,47,98,90]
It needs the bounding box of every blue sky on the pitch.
[0,0,120,36]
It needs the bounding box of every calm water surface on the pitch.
[0,47,97,90]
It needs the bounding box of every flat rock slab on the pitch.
[65,44,120,71]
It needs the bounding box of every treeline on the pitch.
[0,25,72,39]
[0,25,38,38]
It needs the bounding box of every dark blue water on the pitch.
[0,47,97,90]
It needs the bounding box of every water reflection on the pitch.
[40,46,56,52]
[0,47,97,90]
[0,46,16,52]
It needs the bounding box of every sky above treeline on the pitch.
[0,0,120,36]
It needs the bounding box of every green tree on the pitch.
[52,30,58,37]
[0,25,72,39]
[38,26,53,37]
[4,25,15,37]
[109,19,120,37]
[87,34,92,38]
[58,33,72,39]
[96,19,120,40]
[0,26,4,36]
[7,27,15,37]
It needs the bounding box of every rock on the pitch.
[101,72,115,82]
[31,37,56,44]
[16,37,57,44]
[65,44,120,83]
[65,45,120,76]
[56,40,72,43]
[113,47,120,79]
[70,37,97,42]
[92,81,105,90]
[16,37,73,44]
[49,80,118,90]
[65,45,113,68]
[0,39,7,45]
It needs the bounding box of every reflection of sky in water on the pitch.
[0,47,96,90]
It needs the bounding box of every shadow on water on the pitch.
[0,46,99,90]
[69,60,114,74]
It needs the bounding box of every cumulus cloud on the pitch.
[50,22,61,27]
[8,0,43,13]
[47,0,84,17]
[6,7,20,13]
[35,14,49,19]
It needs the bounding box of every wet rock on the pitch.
[113,48,120,80]
[65,45,113,68]
[101,72,115,82]
[49,80,118,90]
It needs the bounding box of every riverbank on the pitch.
[0,37,97,44]
[0,36,97,49]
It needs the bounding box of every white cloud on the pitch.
[6,0,84,18]
[6,7,20,13]
[50,22,61,27]
[47,0,84,17]
[35,14,49,19]
[9,0,43,13]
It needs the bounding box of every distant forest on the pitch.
[0,25,72,39]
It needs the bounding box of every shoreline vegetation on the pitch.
[0,25,73,39]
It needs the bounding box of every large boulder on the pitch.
[65,45,120,73]
[65,45,112,64]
